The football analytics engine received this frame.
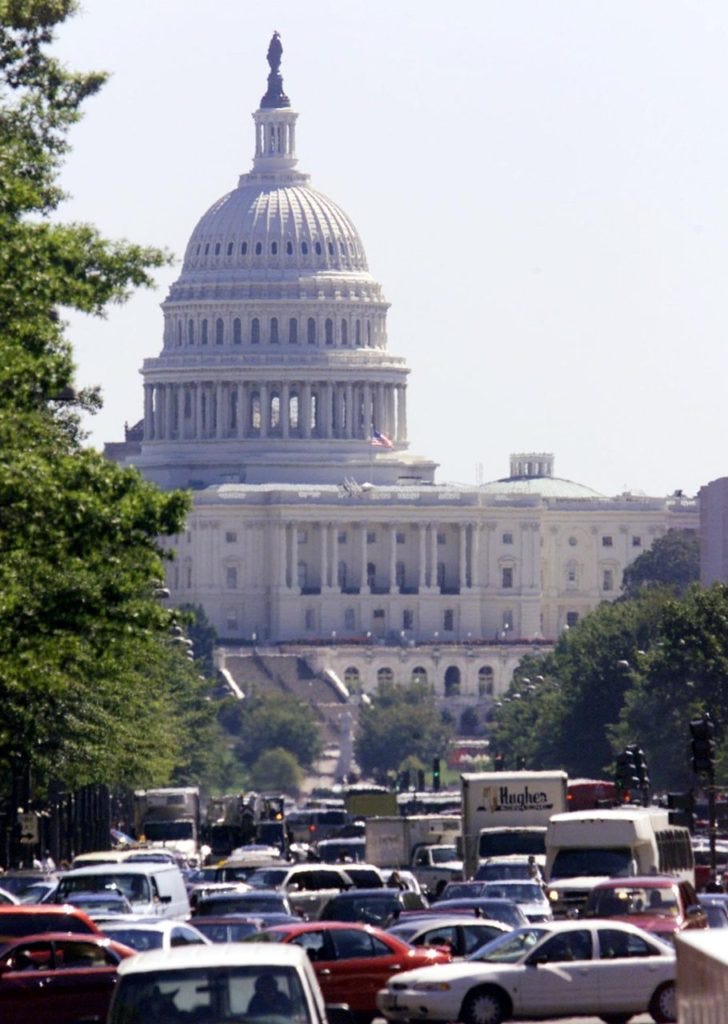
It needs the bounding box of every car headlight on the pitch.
[412,981,452,992]
[547,889,559,902]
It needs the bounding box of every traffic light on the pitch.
[432,757,441,791]
[417,769,426,791]
[615,747,639,801]
[667,791,695,831]
[493,753,505,772]
[690,715,716,777]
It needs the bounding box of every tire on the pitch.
[649,981,677,1024]
[601,1016,632,1024]
[460,986,508,1024]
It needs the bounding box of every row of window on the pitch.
[342,664,495,697]
[193,237,361,260]
[173,316,377,348]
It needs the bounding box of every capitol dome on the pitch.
[480,453,605,500]
[133,33,437,491]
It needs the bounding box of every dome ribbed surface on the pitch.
[181,183,368,277]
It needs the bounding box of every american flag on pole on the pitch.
[371,430,394,449]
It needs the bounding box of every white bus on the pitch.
[545,806,694,917]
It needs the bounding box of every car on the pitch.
[699,893,728,928]
[474,856,545,883]
[583,876,707,943]
[419,897,529,929]
[101,918,211,952]
[249,920,451,1020]
[319,887,428,926]
[0,872,58,901]
[437,880,491,902]
[192,915,267,943]
[376,918,677,1024]
[387,914,512,958]
[0,888,19,906]
[62,889,135,921]
[0,904,103,940]
[246,863,355,919]
[0,931,134,1024]
[192,887,294,919]
[329,863,385,889]
[106,937,352,1024]
[478,880,553,922]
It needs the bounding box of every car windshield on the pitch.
[550,848,634,879]
[476,863,530,881]
[468,927,547,964]
[586,886,678,917]
[247,869,288,889]
[109,965,310,1024]
[104,927,164,951]
[57,873,151,904]
[429,846,457,864]
[478,833,546,858]
[483,883,544,903]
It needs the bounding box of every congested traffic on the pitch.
[1,768,723,1023]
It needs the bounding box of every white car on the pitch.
[479,880,553,922]
[387,915,512,958]
[377,919,676,1024]
[101,918,210,952]
[107,941,347,1024]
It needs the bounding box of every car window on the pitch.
[56,940,114,968]
[289,930,330,961]
[534,930,592,963]
[597,928,661,959]
[462,925,505,954]
[421,925,457,948]
[5,941,53,972]
[330,929,380,960]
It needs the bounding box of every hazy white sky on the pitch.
[52,1,728,498]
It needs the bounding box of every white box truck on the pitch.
[461,770,568,879]
[365,815,462,895]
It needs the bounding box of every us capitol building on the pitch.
[106,36,696,714]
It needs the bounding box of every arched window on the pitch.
[251,318,260,344]
[325,319,334,345]
[250,391,261,431]
[307,318,317,344]
[286,240,293,255]
[412,666,428,685]
[444,666,461,697]
[214,242,220,255]
[315,241,322,255]
[255,241,262,255]
[478,666,494,697]
[201,319,208,345]
[270,393,280,430]
[188,319,195,345]
[344,666,361,691]
[377,667,394,685]
[289,391,299,430]
[271,241,278,255]
[270,317,279,344]
[241,242,248,255]
[289,318,298,344]
[301,241,309,255]
[367,320,372,346]
[233,318,242,344]
[215,318,224,345]
[227,242,233,255]
[328,241,334,255]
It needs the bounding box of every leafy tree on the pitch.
[225,690,323,771]
[355,680,454,784]
[248,748,302,796]
[0,1,215,809]
[614,584,728,788]
[489,590,670,778]
[621,529,700,600]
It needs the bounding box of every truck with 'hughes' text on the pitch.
[461,770,568,879]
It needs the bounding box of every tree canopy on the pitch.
[222,689,324,773]
[0,0,223,803]
[355,679,454,784]
[621,529,700,600]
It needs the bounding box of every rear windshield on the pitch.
[57,873,151,904]
[0,912,94,937]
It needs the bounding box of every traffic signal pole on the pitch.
[690,714,719,889]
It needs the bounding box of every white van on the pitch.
[54,861,190,919]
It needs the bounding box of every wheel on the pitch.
[460,986,508,1024]
[649,981,677,1024]
[601,1016,632,1024]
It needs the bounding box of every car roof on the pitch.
[267,921,383,934]
[393,915,510,930]
[590,876,683,889]
[62,863,179,876]
[116,939,309,975]
[329,888,401,899]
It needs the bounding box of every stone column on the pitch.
[291,524,299,591]
[430,524,438,591]
[389,523,397,594]
[396,384,407,443]
[260,382,269,437]
[194,383,202,439]
[374,383,384,433]
[418,523,427,590]
[323,382,333,438]
[237,383,246,438]
[459,523,468,591]
[144,384,154,440]
[345,383,354,438]
[166,384,175,439]
[360,523,369,593]
[362,383,372,439]
[302,384,312,439]
[471,522,481,587]
[216,383,224,438]
[320,522,329,590]
[281,382,290,438]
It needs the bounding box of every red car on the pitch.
[250,920,451,1020]
[0,932,135,1024]
[583,875,708,942]
[0,903,103,939]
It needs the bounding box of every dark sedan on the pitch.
[319,887,427,926]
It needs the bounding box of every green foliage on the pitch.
[248,748,302,796]
[489,590,670,778]
[614,584,728,788]
[224,690,323,771]
[0,0,210,801]
[355,680,454,784]
[621,529,700,600]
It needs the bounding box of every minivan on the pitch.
[53,862,190,919]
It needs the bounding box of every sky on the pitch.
[50,0,728,498]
